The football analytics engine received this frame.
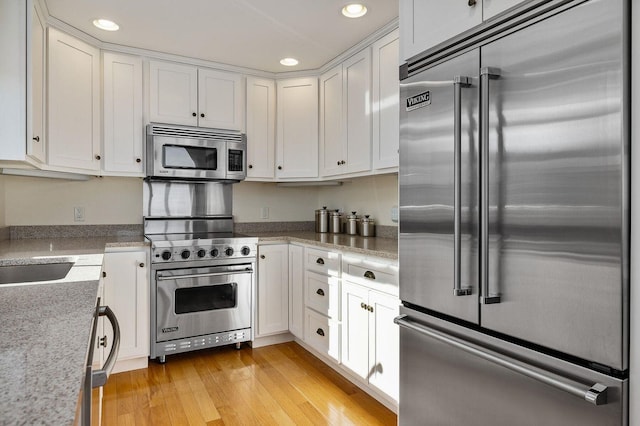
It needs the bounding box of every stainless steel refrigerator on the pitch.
[397,0,629,424]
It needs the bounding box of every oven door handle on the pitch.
[157,269,253,281]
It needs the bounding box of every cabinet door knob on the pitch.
[277,166,282,170]
[364,270,376,280]
[95,155,101,160]
[260,255,266,259]
[468,0,477,5]
[341,160,346,165]
[136,158,141,163]
[316,328,325,337]
[102,271,107,278]
[337,161,341,166]
[192,112,197,117]
[139,263,145,268]
[200,113,205,118]
[248,164,253,169]
[316,288,325,297]
[32,136,40,142]
[368,306,374,313]
[361,302,366,309]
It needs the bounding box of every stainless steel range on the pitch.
[144,177,257,363]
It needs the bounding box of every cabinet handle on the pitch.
[32,136,40,142]
[102,271,107,278]
[316,258,325,265]
[316,288,325,297]
[468,0,477,6]
[364,270,376,280]
[278,166,282,170]
[316,328,325,337]
[248,164,253,169]
[260,255,266,259]
[192,112,197,117]
[95,155,101,160]
[200,113,205,118]
[136,158,141,163]
[139,263,145,268]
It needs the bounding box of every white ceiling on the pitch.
[43,0,399,73]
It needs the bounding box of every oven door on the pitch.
[152,136,227,179]
[155,263,252,342]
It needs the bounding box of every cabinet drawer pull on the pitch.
[364,270,376,280]
[468,0,477,6]
[316,288,325,296]
[316,258,325,265]
[316,328,325,337]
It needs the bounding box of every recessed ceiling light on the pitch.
[280,58,299,67]
[92,19,119,31]
[342,4,367,18]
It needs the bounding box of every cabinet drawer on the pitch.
[305,247,340,276]
[343,256,398,296]
[305,308,340,362]
[305,271,340,320]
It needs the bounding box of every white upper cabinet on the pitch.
[28,3,46,164]
[483,0,523,20]
[198,68,244,130]
[320,64,344,177]
[102,52,144,175]
[149,61,243,130]
[276,77,319,179]
[246,77,276,179]
[372,30,399,171]
[47,28,101,172]
[149,61,198,126]
[320,48,372,178]
[400,0,526,61]
[400,0,482,61]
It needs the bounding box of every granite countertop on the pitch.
[0,235,147,425]
[251,231,398,260]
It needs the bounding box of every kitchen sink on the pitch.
[0,261,74,285]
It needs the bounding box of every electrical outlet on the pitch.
[74,207,85,222]
[259,207,269,219]
[391,205,399,223]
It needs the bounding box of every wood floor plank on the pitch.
[101,342,397,426]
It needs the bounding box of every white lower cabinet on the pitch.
[288,244,305,339]
[98,249,149,373]
[305,307,341,361]
[341,255,400,402]
[257,244,289,337]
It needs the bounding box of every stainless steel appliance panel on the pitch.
[155,264,252,342]
[143,180,232,218]
[399,49,480,324]
[480,0,627,370]
[397,306,628,426]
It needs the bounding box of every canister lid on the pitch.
[316,206,328,214]
[330,210,341,217]
[361,215,374,223]
[347,211,358,219]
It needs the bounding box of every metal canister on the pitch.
[329,210,342,233]
[346,211,358,235]
[359,215,375,237]
[315,206,329,233]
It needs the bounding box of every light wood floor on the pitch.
[101,342,397,425]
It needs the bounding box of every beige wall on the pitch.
[317,174,398,226]
[3,175,143,225]
[1,173,399,227]
[0,175,6,227]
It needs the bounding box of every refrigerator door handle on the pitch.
[479,67,502,304]
[453,75,473,297]
[394,314,609,406]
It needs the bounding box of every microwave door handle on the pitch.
[157,269,253,281]
[453,76,473,297]
[479,67,501,304]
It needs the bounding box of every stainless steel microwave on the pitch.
[146,123,246,181]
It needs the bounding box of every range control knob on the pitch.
[241,246,251,256]
[181,250,191,260]
[225,247,234,257]
[210,248,219,258]
[197,249,207,258]
[161,251,172,261]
